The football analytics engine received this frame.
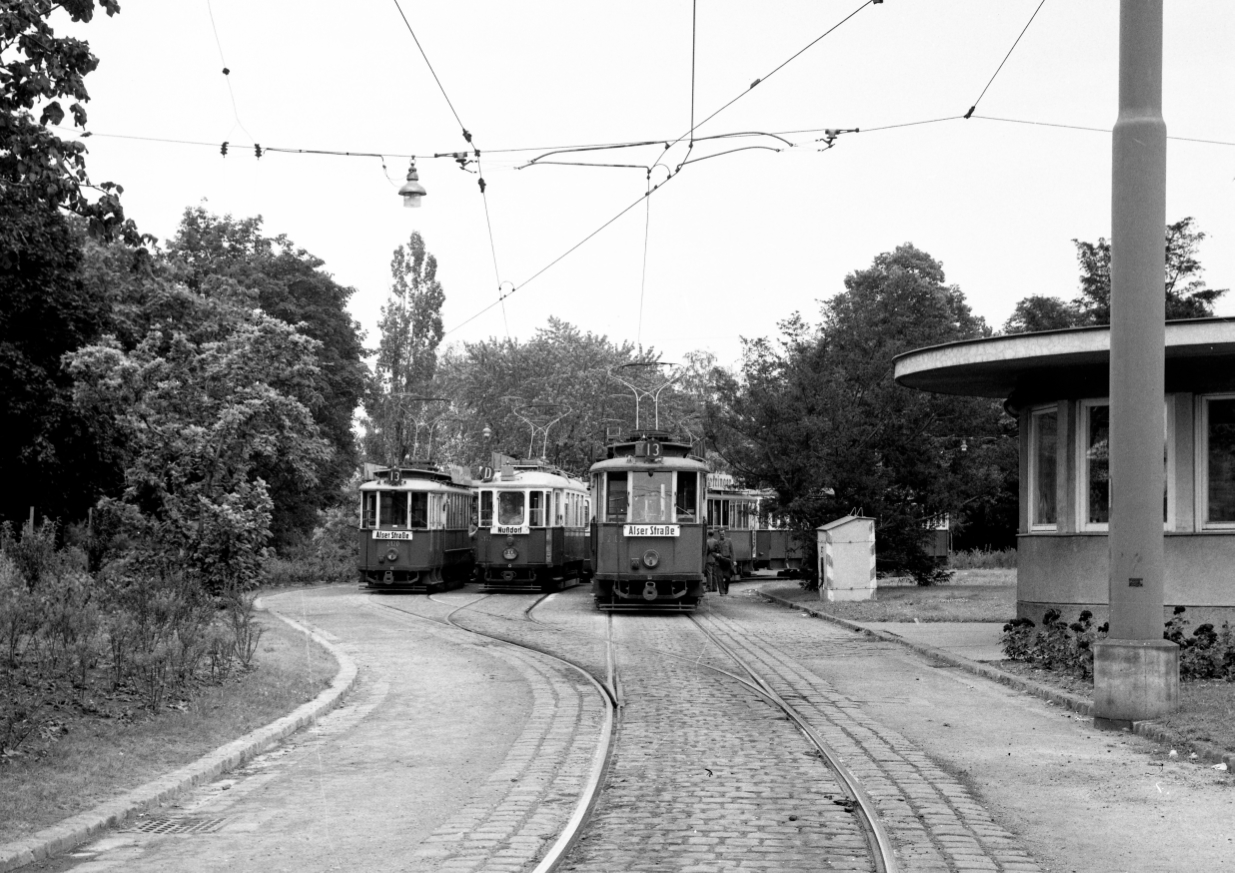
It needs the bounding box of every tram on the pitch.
[474,460,591,591]
[358,462,475,592]
[589,431,709,610]
[706,474,805,576]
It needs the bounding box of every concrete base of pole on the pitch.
[1092,638,1179,729]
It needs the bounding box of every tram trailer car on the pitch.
[589,432,709,611]
[705,476,805,574]
[358,463,475,592]
[474,461,591,592]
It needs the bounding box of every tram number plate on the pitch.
[373,530,413,541]
[624,524,680,537]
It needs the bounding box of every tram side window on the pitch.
[499,491,526,526]
[530,491,545,527]
[362,492,377,528]
[722,500,730,528]
[676,472,698,522]
[480,491,493,527]
[606,472,628,521]
[379,491,408,527]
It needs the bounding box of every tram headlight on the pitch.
[642,549,660,569]
[385,548,399,562]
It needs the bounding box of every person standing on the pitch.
[716,529,734,596]
[705,528,720,592]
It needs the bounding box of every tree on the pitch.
[0,204,120,526]
[714,244,1016,582]
[1003,295,1080,334]
[1005,217,1227,333]
[0,0,135,242]
[435,318,659,473]
[364,232,446,464]
[67,285,331,592]
[162,208,367,549]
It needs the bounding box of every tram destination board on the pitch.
[623,524,680,537]
[373,530,414,541]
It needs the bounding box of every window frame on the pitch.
[1197,393,1235,530]
[1077,396,1173,532]
[1028,404,1059,531]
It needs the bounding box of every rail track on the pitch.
[371,587,899,873]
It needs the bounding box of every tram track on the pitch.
[687,612,899,873]
[372,587,898,872]
[524,590,896,872]
[369,590,617,873]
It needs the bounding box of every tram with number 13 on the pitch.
[358,462,475,592]
[589,431,709,610]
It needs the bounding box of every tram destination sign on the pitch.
[624,524,680,537]
[373,530,413,540]
[493,524,530,535]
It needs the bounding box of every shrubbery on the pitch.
[1002,605,1235,682]
[1,520,265,758]
[951,547,1017,570]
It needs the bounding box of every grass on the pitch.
[759,570,1235,760]
[763,568,1017,623]
[0,610,338,846]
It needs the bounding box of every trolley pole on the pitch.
[1093,0,1179,729]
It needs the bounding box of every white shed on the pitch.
[817,515,876,602]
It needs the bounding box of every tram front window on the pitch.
[631,471,673,523]
[362,492,377,527]
[379,491,408,527]
[498,491,526,526]
[479,491,493,527]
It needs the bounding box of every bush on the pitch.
[1003,605,1235,682]
[1,521,277,758]
[1164,607,1235,681]
[1001,608,1101,678]
[951,548,1017,570]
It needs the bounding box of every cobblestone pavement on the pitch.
[532,592,877,873]
[693,598,1044,873]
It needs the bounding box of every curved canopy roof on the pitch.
[893,318,1235,399]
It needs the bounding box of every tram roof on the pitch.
[360,463,471,491]
[475,460,587,489]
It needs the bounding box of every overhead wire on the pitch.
[443,170,683,340]
[389,0,509,337]
[671,0,878,149]
[963,0,1048,119]
[205,0,257,148]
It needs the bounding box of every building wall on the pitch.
[1017,531,1235,626]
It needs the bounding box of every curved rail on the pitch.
[522,592,897,873]
[377,592,618,872]
[688,614,900,873]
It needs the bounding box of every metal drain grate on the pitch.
[130,817,227,835]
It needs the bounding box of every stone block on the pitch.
[1093,638,1179,726]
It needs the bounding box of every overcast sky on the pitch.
[62,1,1234,369]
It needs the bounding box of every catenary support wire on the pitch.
[963,0,1048,119]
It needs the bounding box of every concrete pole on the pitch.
[1093,0,1179,729]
